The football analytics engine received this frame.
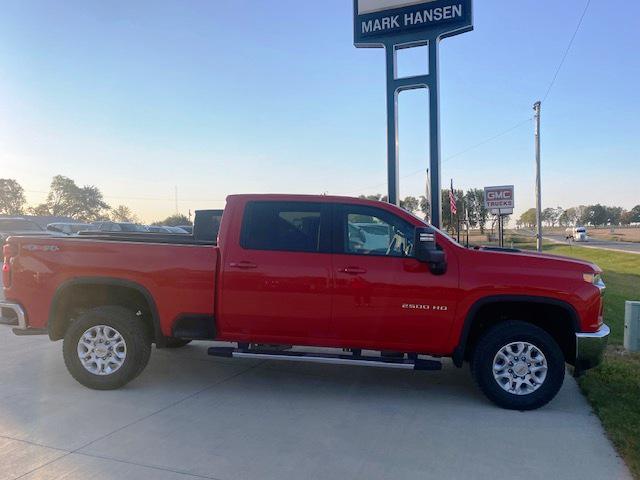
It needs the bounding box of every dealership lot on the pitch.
[0,326,631,480]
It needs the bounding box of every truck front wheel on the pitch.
[63,306,152,390]
[471,321,565,410]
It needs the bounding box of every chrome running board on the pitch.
[208,346,442,371]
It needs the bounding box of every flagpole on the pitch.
[457,197,461,243]
[425,169,430,223]
[450,179,454,235]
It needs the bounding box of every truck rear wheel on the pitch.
[471,321,565,410]
[63,306,152,390]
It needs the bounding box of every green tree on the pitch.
[630,205,640,223]
[358,194,387,202]
[400,196,419,213]
[153,214,191,227]
[419,195,430,221]
[464,188,488,233]
[573,205,588,225]
[519,208,537,229]
[31,175,110,221]
[29,203,53,216]
[621,210,634,225]
[110,205,138,223]
[357,194,419,213]
[542,207,563,227]
[559,207,578,226]
[0,179,26,215]
[605,206,623,226]
[581,204,608,226]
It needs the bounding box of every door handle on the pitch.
[229,261,258,269]
[339,266,367,275]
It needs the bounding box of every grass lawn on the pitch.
[530,243,640,478]
[541,244,639,344]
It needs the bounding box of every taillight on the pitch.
[1,263,9,287]
[2,242,18,288]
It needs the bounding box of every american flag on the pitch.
[449,180,457,216]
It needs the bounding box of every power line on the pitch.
[441,117,532,163]
[344,117,532,195]
[542,0,592,103]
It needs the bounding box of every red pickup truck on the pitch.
[1,194,609,410]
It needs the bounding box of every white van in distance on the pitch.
[566,226,588,242]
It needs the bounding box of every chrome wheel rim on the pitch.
[492,341,548,396]
[77,325,127,375]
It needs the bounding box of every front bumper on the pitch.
[575,324,610,371]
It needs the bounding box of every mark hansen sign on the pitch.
[354,0,472,46]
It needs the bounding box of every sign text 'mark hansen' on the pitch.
[361,4,463,34]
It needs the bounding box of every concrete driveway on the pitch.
[0,326,631,480]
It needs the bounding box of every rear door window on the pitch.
[241,201,330,253]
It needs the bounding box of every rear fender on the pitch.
[48,277,166,347]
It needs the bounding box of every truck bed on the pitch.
[76,232,217,246]
[4,235,219,337]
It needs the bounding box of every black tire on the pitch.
[63,306,152,390]
[471,321,565,410]
[164,338,192,348]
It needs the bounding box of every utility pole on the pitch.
[174,185,179,215]
[533,101,543,252]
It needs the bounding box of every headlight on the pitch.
[583,273,605,290]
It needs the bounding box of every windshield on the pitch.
[0,219,43,231]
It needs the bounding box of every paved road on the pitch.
[516,230,640,254]
[543,234,640,254]
[0,326,631,480]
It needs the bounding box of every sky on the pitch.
[0,0,638,223]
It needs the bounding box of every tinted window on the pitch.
[242,202,324,253]
[341,206,414,257]
[194,210,223,242]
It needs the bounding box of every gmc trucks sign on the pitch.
[484,185,514,215]
[354,0,472,46]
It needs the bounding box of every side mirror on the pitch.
[414,227,447,275]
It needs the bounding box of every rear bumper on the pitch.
[575,324,610,371]
[0,301,26,329]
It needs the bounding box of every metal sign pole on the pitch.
[428,39,442,229]
[354,0,473,230]
[385,45,400,206]
[383,39,441,227]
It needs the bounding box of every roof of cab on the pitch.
[227,193,377,204]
